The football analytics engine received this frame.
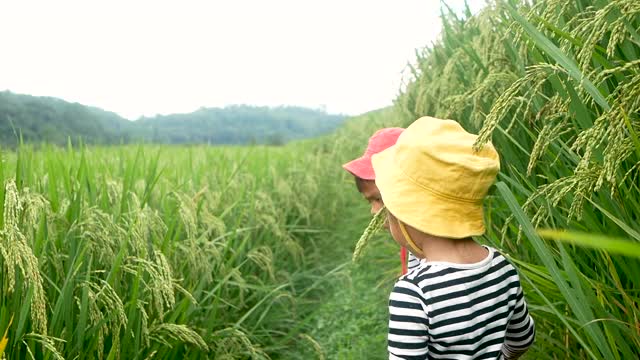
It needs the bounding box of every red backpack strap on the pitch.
[401,247,408,275]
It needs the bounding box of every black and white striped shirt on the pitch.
[408,253,420,271]
[388,246,535,359]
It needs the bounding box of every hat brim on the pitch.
[342,156,376,180]
[372,147,485,239]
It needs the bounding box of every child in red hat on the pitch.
[343,127,419,274]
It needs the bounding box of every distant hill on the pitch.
[0,91,346,147]
[0,91,133,146]
[133,105,344,145]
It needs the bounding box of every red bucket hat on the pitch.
[342,127,404,180]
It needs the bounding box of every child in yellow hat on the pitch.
[372,117,535,359]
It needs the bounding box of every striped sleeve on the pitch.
[502,286,535,359]
[388,279,429,360]
[407,253,420,271]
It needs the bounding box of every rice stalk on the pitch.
[22,333,65,360]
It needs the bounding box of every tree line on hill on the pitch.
[0,91,346,147]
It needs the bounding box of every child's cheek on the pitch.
[388,222,404,246]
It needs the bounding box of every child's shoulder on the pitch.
[397,247,518,289]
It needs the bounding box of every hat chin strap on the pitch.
[398,221,424,258]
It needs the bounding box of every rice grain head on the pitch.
[149,323,208,351]
[0,180,48,334]
[352,206,387,262]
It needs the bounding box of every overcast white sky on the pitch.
[0,0,485,120]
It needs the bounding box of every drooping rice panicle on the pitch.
[352,206,386,262]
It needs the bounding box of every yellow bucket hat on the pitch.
[371,116,500,239]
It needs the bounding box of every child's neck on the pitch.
[413,232,488,264]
